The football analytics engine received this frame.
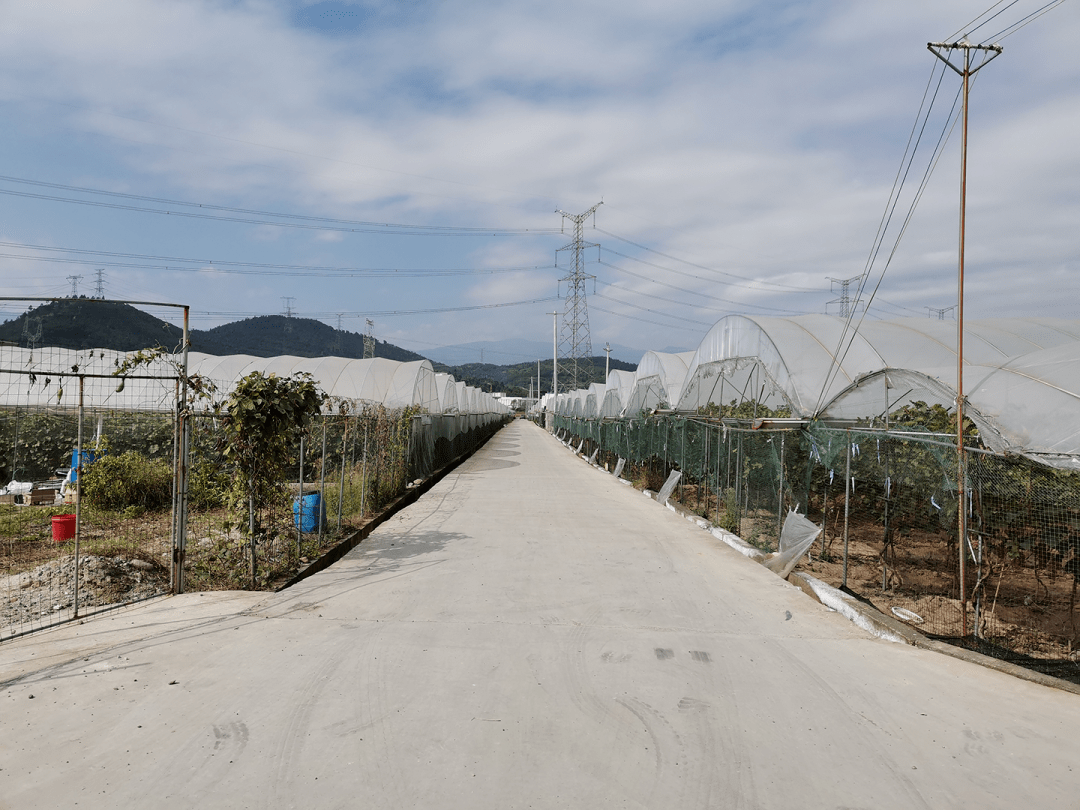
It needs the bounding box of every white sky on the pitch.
[0,0,1077,364]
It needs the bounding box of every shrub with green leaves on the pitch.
[188,459,228,511]
[80,451,173,511]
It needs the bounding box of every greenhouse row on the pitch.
[0,346,510,418]
[542,314,1080,674]
[543,314,1080,469]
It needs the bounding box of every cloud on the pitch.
[0,0,1076,346]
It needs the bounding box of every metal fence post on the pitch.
[73,376,84,618]
[318,417,327,547]
[777,432,785,543]
[297,435,304,557]
[843,432,852,589]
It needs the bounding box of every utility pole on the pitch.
[281,297,295,317]
[827,275,862,317]
[927,306,957,320]
[555,202,602,392]
[335,313,344,356]
[93,269,105,298]
[928,36,1003,638]
[604,342,612,382]
[67,274,82,298]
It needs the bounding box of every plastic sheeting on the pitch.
[600,370,635,418]
[0,346,509,416]
[622,351,694,416]
[677,315,1080,417]
[669,314,1080,468]
[763,511,822,578]
[434,373,459,413]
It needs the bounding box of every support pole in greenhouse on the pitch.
[927,38,1002,636]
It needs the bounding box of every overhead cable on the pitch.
[0,174,559,236]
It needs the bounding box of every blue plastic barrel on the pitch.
[70,448,101,480]
[292,493,325,533]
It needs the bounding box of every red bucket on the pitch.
[51,513,77,542]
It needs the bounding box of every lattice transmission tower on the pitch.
[555,202,602,393]
[363,319,376,359]
[827,274,862,318]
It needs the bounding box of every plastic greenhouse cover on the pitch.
[0,348,459,413]
[434,373,458,413]
[0,346,179,411]
[763,511,822,579]
[677,315,1080,418]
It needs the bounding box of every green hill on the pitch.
[191,315,423,361]
[441,357,635,396]
[0,300,422,361]
[0,298,184,352]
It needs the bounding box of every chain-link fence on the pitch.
[553,412,1080,681]
[177,407,505,592]
[1,339,183,640]
[2,299,509,641]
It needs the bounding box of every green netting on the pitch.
[553,413,1080,681]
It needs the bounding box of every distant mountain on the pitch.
[438,356,635,396]
[0,298,184,351]
[423,338,651,366]
[191,315,423,361]
[0,300,423,362]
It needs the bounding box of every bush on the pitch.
[80,451,173,512]
[188,459,229,511]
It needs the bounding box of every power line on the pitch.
[0,174,561,236]
[946,0,1020,40]
[983,0,1070,41]
[598,259,807,315]
[592,292,714,327]
[596,229,820,292]
[589,303,706,334]
[198,296,560,319]
[0,239,553,277]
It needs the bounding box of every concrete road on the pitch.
[2,419,1079,809]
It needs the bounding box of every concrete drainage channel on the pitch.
[553,430,1080,696]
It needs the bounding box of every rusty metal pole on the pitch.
[956,47,970,636]
[843,434,851,589]
[927,38,1002,636]
[176,305,191,594]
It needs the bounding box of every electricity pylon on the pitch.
[555,202,602,392]
[827,275,862,317]
[363,319,376,359]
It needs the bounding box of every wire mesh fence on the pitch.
[1,305,509,640]
[554,412,1080,681]
[1,342,182,640]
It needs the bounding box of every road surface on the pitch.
[2,419,1078,808]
